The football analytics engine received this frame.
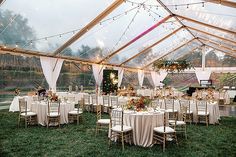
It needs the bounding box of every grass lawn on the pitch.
[0,109,236,157]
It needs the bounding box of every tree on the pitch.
[0,10,36,47]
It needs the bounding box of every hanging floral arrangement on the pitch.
[152,59,194,73]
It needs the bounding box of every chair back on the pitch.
[91,94,98,104]
[110,96,118,108]
[103,95,110,107]
[179,104,187,122]
[67,96,75,103]
[32,96,38,101]
[151,98,161,109]
[164,98,175,111]
[196,100,207,114]
[179,99,191,114]
[19,98,28,115]
[111,109,124,131]
[83,94,90,104]
[97,104,102,120]
[48,101,60,116]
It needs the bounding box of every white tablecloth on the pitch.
[9,96,33,112]
[111,109,165,147]
[31,101,74,126]
[159,99,220,124]
[192,91,230,104]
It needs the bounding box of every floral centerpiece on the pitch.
[126,96,151,111]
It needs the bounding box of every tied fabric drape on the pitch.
[114,67,124,87]
[195,70,212,84]
[92,64,105,87]
[40,57,64,92]
[151,70,168,87]
[138,70,144,87]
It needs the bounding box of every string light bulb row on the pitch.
[3,5,139,48]
[126,0,206,10]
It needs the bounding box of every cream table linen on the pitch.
[9,96,33,112]
[30,101,74,126]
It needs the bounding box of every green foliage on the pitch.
[0,10,36,47]
[0,110,236,156]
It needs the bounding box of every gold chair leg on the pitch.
[121,132,124,151]
[163,134,166,152]
[25,117,27,128]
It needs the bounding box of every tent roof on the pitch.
[0,0,235,71]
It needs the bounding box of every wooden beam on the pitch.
[142,38,196,69]
[53,0,124,55]
[199,37,236,53]
[119,26,183,66]
[205,44,236,58]
[204,0,236,8]
[175,14,236,35]
[187,26,236,45]
[97,15,172,64]
[0,45,143,72]
[176,46,203,60]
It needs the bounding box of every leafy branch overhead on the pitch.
[152,59,194,73]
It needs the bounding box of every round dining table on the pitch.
[30,101,74,126]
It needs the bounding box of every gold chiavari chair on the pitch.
[83,94,92,112]
[196,100,209,127]
[68,101,83,125]
[102,95,110,113]
[169,105,187,139]
[109,109,133,151]
[91,94,98,112]
[153,112,178,152]
[179,99,193,124]
[47,100,61,128]
[96,104,110,135]
[18,98,37,128]
[164,98,178,120]
[110,96,119,109]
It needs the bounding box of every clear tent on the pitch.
[0,0,235,70]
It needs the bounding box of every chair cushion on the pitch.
[47,112,60,117]
[111,125,132,132]
[197,111,209,116]
[169,120,186,125]
[154,126,175,133]
[68,110,83,115]
[97,119,110,125]
[165,109,178,113]
[187,110,193,114]
[20,112,37,116]
[103,104,110,107]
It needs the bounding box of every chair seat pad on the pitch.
[187,110,193,114]
[68,110,83,115]
[92,103,98,106]
[97,119,110,124]
[47,112,60,117]
[103,104,110,107]
[197,111,209,116]
[154,126,175,133]
[169,120,186,125]
[111,105,118,109]
[111,125,132,132]
[165,109,178,113]
[20,112,37,116]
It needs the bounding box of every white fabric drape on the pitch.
[151,70,168,87]
[195,70,212,84]
[92,64,105,86]
[40,57,64,92]
[138,70,145,87]
[114,67,124,87]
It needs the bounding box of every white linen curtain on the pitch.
[195,70,212,84]
[40,57,64,92]
[92,64,105,87]
[138,70,144,87]
[114,67,124,87]
[151,70,168,87]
